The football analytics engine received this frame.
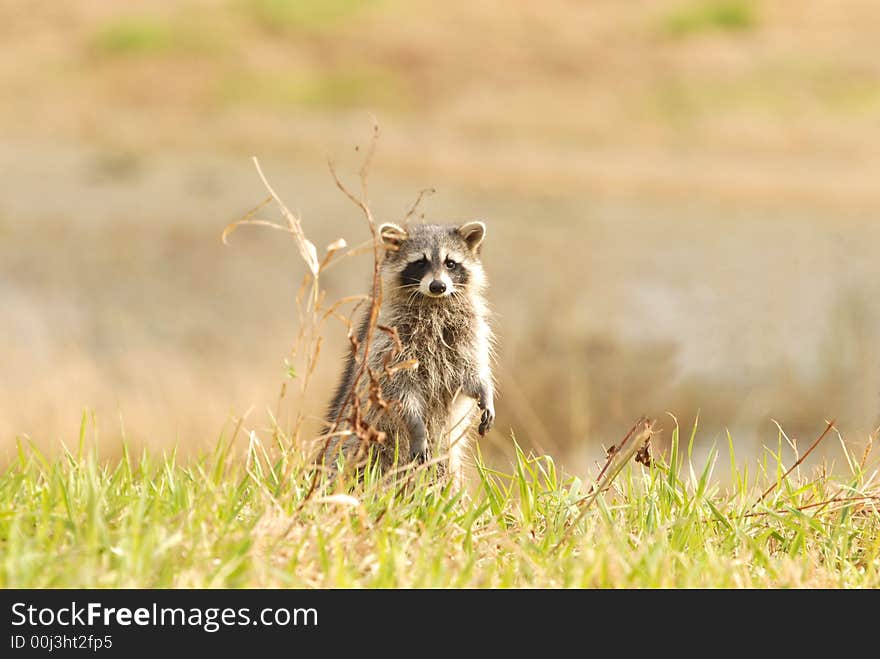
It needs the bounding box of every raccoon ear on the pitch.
[457,221,486,252]
[379,223,407,251]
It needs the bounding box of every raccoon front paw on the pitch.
[411,447,429,464]
[478,406,495,436]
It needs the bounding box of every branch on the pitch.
[553,417,655,553]
[756,419,836,504]
[401,188,436,226]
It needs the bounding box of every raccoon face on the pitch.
[379,222,486,300]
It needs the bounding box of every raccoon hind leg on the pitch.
[406,412,429,463]
[400,393,429,463]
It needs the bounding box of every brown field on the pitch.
[2,0,880,471]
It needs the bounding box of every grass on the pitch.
[217,69,407,110]
[2,414,878,587]
[663,1,756,37]
[90,19,210,57]
[242,0,377,33]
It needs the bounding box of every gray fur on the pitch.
[323,222,495,486]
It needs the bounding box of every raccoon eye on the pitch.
[445,258,458,270]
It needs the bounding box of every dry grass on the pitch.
[2,1,880,472]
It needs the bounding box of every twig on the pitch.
[358,119,379,205]
[756,419,836,504]
[739,493,880,520]
[589,416,647,495]
[553,417,655,553]
[401,188,435,226]
[299,121,387,508]
[252,157,319,277]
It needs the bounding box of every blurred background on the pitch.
[2,0,880,472]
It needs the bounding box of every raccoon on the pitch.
[323,221,495,487]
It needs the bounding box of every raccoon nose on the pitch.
[429,280,446,295]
